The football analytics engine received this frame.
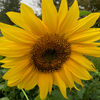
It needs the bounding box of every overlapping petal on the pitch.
[6,12,31,33]
[0,54,31,63]
[58,68,73,89]
[53,72,68,99]
[0,37,12,43]
[23,69,38,90]
[17,65,34,89]
[42,0,57,33]
[71,73,84,87]
[8,78,22,86]
[38,73,53,99]
[21,3,47,36]
[65,13,100,38]
[71,44,100,57]
[57,0,68,28]
[63,63,79,90]
[1,55,31,68]
[8,65,36,87]
[68,28,100,43]
[70,52,96,71]
[3,58,31,80]
[0,23,37,43]
[59,0,79,35]
[0,43,32,57]
[66,59,92,80]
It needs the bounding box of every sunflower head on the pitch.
[32,34,71,73]
[0,0,100,99]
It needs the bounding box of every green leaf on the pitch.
[20,92,24,99]
[0,33,3,37]
[0,55,3,60]
[25,90,30,94]
[67,95,73,100]
[48,89,67,100]
[34,95,41,100]
[97,96,100,98]
[2,80,10,91]
[0,71,3,77]
[0,84,5,90]
[0,97,9,100]
[77,88,86,99]
[0,73,1,78]
[14,25,22,28]
[79,11,91,16]
[0,55,3,64]
[0,69,8,76]
[34,95,48,100]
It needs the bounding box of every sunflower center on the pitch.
[31,34,71,73]
[41,48,58,62]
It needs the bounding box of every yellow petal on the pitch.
[71,73,84,87]
[59,0,79,35]
[66,59,92,80]
[38,73,53,100]
[53,71,68,99]
[3,58,30,80]
[66,13,100,37]
[0,43,32,57]
[17,65,35,89]
[6,12,31,33]
[13,64,33,88]
[42,0,57,33]
[8,78,22,86]
[0,37,12,43]
[70,52,97,71]
[0,23,36,43]
[68,28,100,43]
[63,63,79,90]
[57,0,68,27]
[23,69,38,90]
[58,67,73,89]
[71,44,100,57]
[8,64,33,87]
[21,3,46,36]
[0,54,31,65]
[48,73,53,94]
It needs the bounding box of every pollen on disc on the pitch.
[31,34,71,73]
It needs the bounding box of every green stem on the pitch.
[22,89,29,100]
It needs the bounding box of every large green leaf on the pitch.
[77,88,86,99]
[48,89,67,100]
[0,97,9,100]
[0,31,3,37]
[0,55,3,60]
[20,92,25,99]
[34,95,48,100]
[0,84,5,90]
[79,11,91,16]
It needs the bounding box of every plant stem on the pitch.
[22,89,29,100]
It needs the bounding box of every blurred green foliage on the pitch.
[0,0,21,25]
[79,11,91,16]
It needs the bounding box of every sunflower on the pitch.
[0,0,100,99]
